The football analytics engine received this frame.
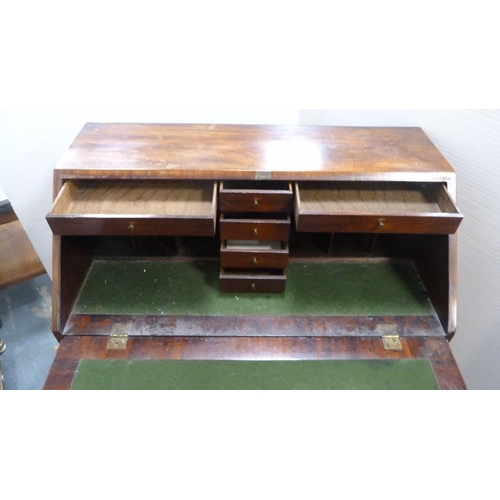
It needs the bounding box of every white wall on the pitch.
[300,110,500,390]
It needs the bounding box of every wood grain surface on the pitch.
[53,124,456,181]
[47,124,460,356]
[43,335,467,390]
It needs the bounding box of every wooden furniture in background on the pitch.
[0,200,46,290]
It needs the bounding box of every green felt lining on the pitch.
[73,260,435,317]
[70,359,439,390]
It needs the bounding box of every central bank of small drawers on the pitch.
[218,181,293,293]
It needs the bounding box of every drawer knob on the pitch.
[378,220,385,228]
[250,283,256,290]
[252,228,259,236]
[128,222,135,232]
[253,199,259,207]
[251,257,258,265]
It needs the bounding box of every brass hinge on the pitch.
[106,323,131,350]
[377,325,403,350]
[381,335,403,351]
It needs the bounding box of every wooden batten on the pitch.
[0,205,46,289]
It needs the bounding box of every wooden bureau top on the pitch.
[54,123,456,183]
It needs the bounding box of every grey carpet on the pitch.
[0,274,58,390]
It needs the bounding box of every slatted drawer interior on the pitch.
[295,181,463,234]
[47,180,218,236]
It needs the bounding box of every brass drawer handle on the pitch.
[253,199,259,207]
[128,222,135,232]
[252,228,259,236]
[251,257,258,266]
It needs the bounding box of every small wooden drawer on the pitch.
[47,180,217,236]
[219,181,293,213]
[295,181,463,234]
[220,214,290,240]
[220,240,289,269]
[219,268,287,293]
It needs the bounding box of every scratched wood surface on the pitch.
[43,335,467,390]
[53,124,456,182]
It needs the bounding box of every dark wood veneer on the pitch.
[43,336,466,390]
[44,124,465,389]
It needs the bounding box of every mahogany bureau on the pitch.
[43,124,466,389]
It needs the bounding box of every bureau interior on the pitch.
[54,180,454,336]
[57,231,450,333]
